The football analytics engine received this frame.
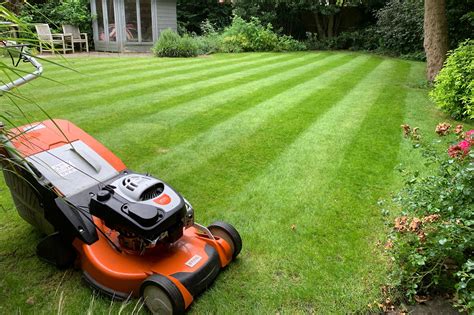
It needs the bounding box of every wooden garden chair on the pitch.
[62,25,89,52]
[34,23,73,54]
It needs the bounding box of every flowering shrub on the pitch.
[385,123,474,312]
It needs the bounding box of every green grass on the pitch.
[0,52,470,314]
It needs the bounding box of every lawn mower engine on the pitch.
[0,51,241,315]
[90,173,192,252]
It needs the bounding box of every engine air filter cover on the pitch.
[118,175,164,201]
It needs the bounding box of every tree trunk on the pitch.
[424,0,448,82]
[327,14,334,38]
[334,13,342,37]
[314,12,325,39]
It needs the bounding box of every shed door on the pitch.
[124,0,153,43]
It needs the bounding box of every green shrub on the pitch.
[195,35,221,55]
[385,124,474,312]
[375,0,424,55]
[275,34,306,52]
[220,16,304,53]
[430,40,474,120]
[195,20,222,55]
[221,16,278,52]
[399,51,426,62]
[152,29,198,57]
[305,27,381,53]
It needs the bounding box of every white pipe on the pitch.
[0,54,43,92]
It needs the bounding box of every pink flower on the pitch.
[466,130,474,139]
[448,144,463,158]
[465,130,474,146]
[458,140,470,153]
[449,139,471,158]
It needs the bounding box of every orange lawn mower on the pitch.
[0,46,242,314]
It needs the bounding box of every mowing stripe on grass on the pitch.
[224,59,405,240]
[43,53,290,101]
[37,53,318,119]
[395,62,438,175]
[45,52,258,72]
[289,62,412,311]
[100,55,342,154]
[164,57,382,200]
[34,55,270,97]
[19,54,296,120]
[72,53,336,135]
[33,53,270,95]
[135,55,372,177]
[191,59,407,311]
[38,52,253,77]
[122,55,359,156]
[23,56,216,86]
[308,64,412,258]
[97,53,349,157]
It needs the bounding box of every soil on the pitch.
[389,297,464,315]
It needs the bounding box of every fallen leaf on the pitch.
[414,295,429,303]
[401,124,411,137]
[26,297,35,305]
[156,147,170,154]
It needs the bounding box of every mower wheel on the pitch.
[140,274,185,315]
[208,221,242,259]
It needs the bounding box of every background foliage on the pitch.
[430,40,474,120]
[176,0,232,35]
[375,0,424,55]
[446,0,474,50]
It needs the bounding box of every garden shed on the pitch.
[90,0,176,52]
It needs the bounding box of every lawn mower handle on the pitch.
[0,53,43,92]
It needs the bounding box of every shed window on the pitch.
[96,0,104,40]
[124,0,152,43]
[140,0,152,42]
[107,0,116,41]
[124,0,138,41]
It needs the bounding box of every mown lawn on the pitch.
[0,51,468,314]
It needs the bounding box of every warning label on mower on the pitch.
[185,255,202,268]
[51,161,78,177]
